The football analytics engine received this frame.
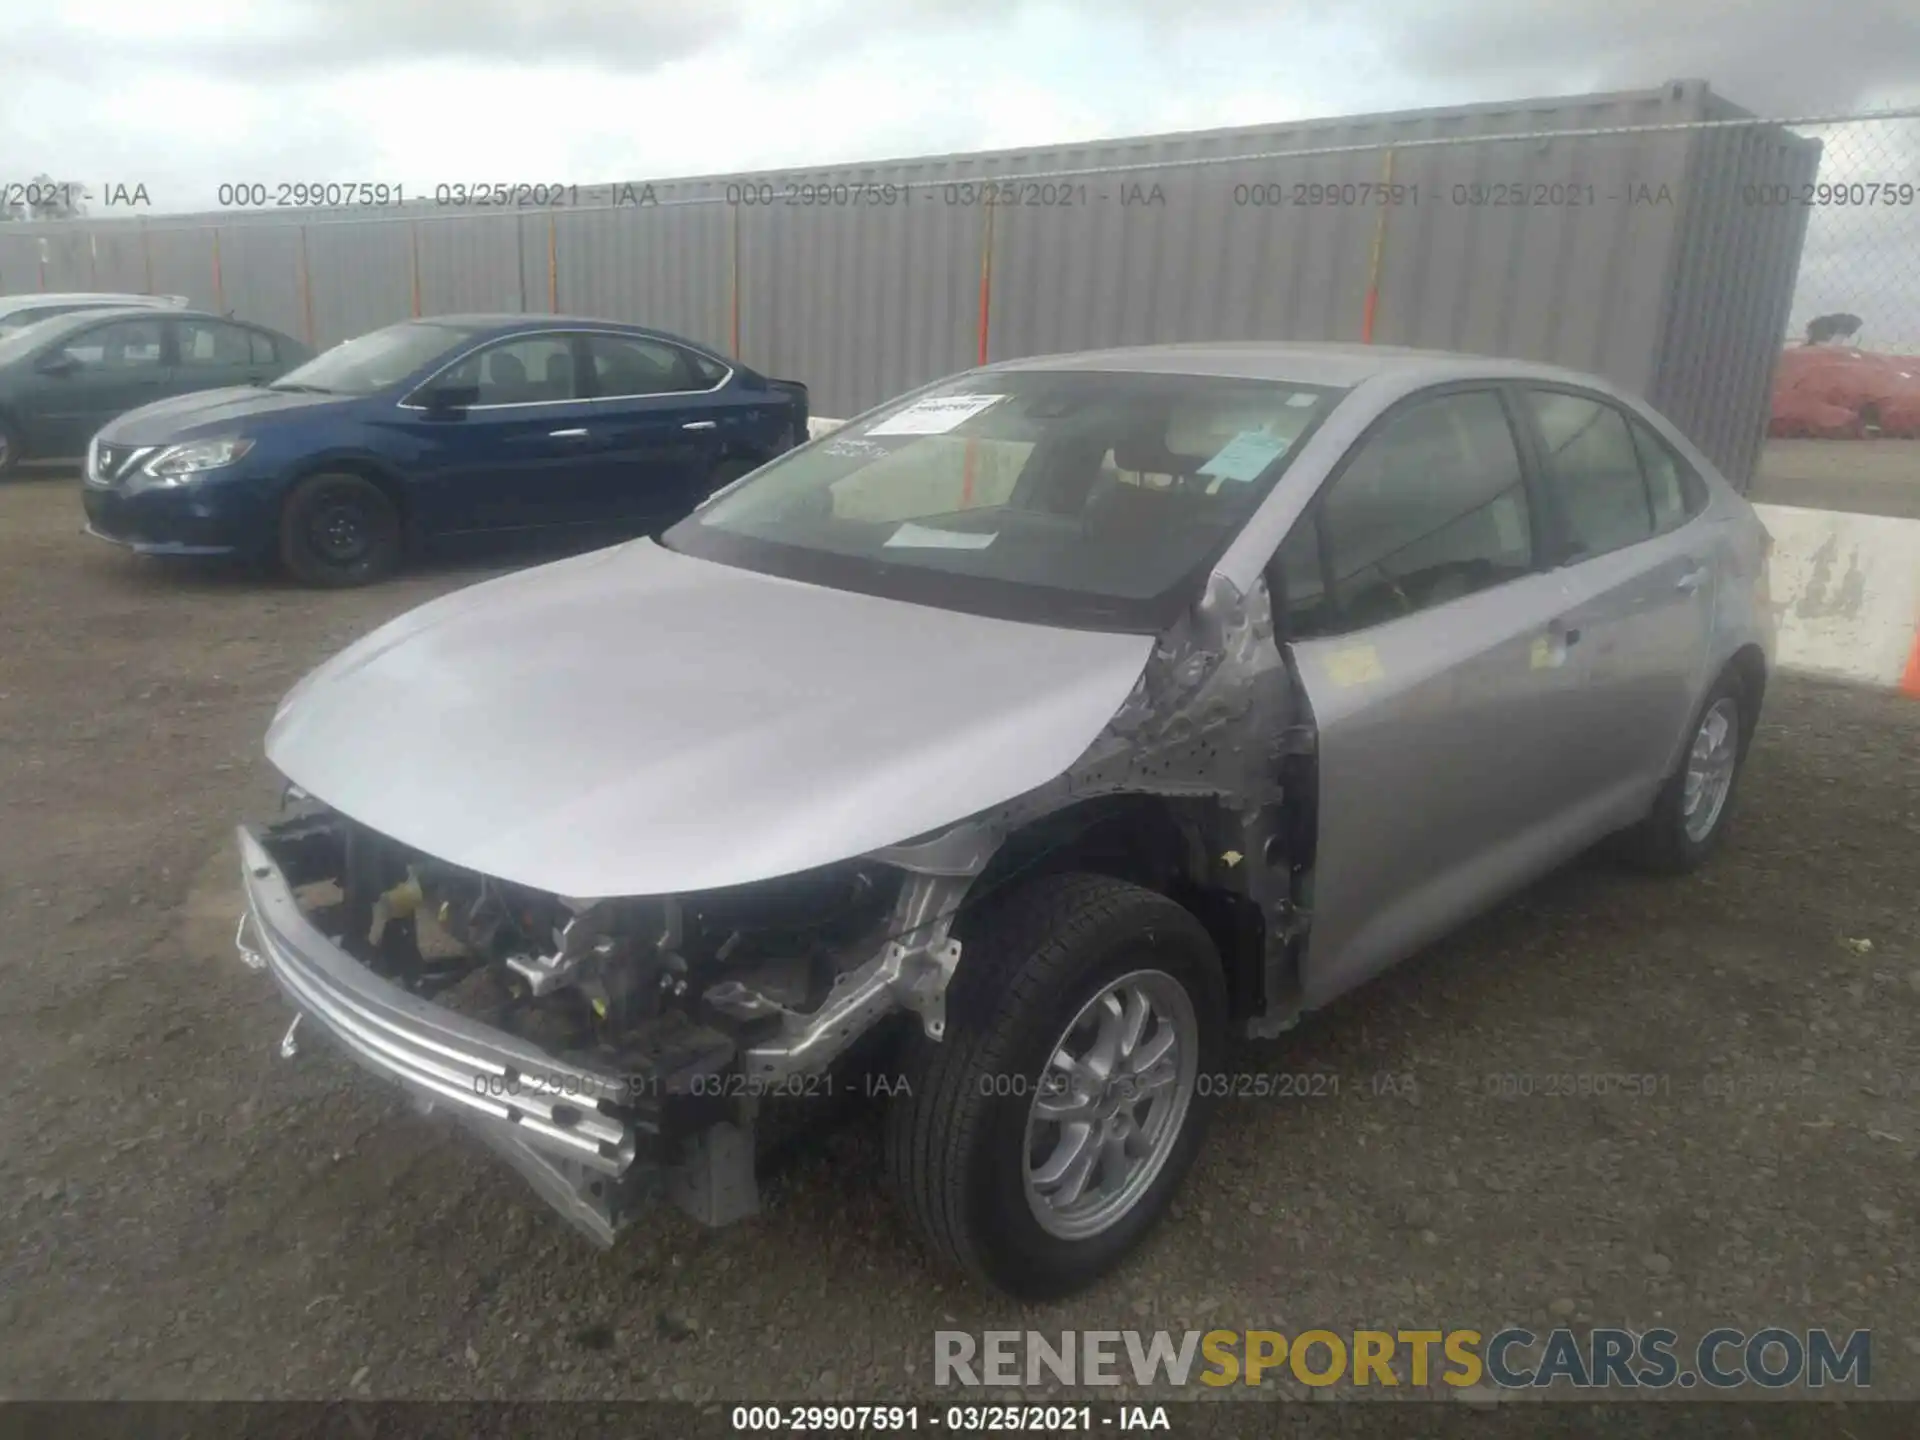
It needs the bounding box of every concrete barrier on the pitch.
[1754,503,1920,696]
[803,420,1919,696]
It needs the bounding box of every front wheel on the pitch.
[885,872,1225,1299]
[0,417,21,478]
[278,472,402,588]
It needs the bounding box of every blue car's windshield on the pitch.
[665,369,1344,632]
[270,321,478,396]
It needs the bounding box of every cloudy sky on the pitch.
[5,0,1917,348]
[5,0,1917,211]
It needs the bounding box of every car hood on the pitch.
[101,385,353,442]
[266,540,1157,898]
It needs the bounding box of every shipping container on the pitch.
[0,79,1820,484]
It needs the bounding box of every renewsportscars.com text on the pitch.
[935,1327,1871,1391]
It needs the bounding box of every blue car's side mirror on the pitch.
[36,352,78,377]
[419,383,480,413]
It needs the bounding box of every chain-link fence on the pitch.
[0,89,1915,467]
[1761,112,1920,440]
[1775,113,1920,354]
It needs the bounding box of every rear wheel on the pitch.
[1617,667,1751,874]
[278,472,402,587]
[885,872,1225,1299]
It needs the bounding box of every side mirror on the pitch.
[418,383,480,414]
[36,352,77,376]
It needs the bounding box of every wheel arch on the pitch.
[281,453,414,539]
[0,401,26,462]
[961,794,1273,1026]
[1725,642,1768,745]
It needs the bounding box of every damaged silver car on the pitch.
[237,343,1774,1298]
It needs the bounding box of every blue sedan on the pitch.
[81,315,808,585]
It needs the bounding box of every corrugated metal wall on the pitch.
[1650,110,1823,488]
[0,80,1819,484]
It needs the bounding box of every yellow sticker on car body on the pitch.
[1325,644,1385,686]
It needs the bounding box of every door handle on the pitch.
[548,427,590,439]
[1675,566,1708,593]
[681,420,717,431]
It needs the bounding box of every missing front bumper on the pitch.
[234,824,757,1242]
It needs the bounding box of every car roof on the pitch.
[397,314,713,345]
[0,306,290,339]
[982,341,1603,390]
[0,292,184,311]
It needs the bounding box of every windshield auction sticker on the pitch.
[866,393,1006,435]
[1198,428,1292,484]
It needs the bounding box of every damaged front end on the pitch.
[235,801,970,1244]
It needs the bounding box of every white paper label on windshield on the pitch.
[884,522,998,550]
[1198,429,1291,484]
[866,394,1006,436]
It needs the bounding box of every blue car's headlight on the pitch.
[141,437,255,482]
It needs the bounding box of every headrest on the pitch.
[1113,431,1193,475]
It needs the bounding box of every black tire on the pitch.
[885,872,1226,1300]
[1616,666,1753,874]
[278,472,402,587]
[0,417,20,478]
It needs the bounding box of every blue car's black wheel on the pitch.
[279,472,401,588]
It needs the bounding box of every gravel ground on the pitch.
[1,469,1917,1405]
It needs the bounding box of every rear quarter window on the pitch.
[1525,389,1655,560]
[1630,417,1709,533]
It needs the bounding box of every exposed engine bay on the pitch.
[247,790,976,1240]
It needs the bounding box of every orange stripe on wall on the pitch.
[976,200,995,367]
[1359,148,1395,342]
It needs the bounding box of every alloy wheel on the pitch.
[1023,968,1199,1241]
[1682,695,1741,843]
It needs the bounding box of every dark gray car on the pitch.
[0,291,189,338]
[0,306,308,474]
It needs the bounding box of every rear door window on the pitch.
[1524,390,1654,559]
[177,319,257,367]
[585,334,700,397]
[1628,417,1708,534]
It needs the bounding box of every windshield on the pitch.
[270,321,476,396]
[664,369,1343,631]
[0,312,95,356]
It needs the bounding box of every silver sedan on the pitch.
[239,342,1774,1299]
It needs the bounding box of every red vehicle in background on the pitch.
[1770,344,1920,439]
